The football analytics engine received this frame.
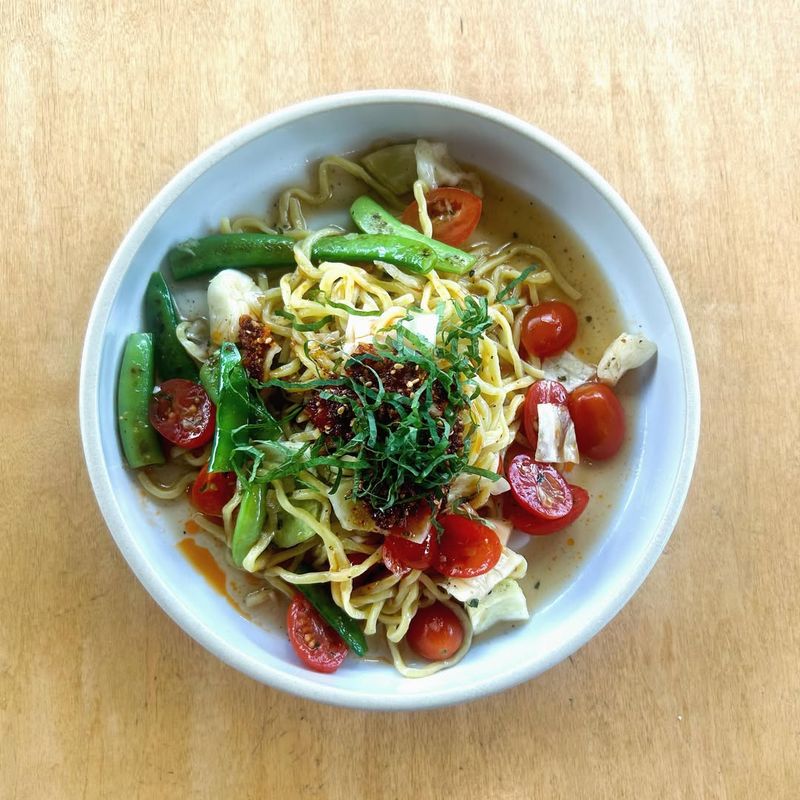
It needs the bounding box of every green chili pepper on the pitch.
[143,272,199,381]
[231,483,269,567]
[117,333,165,468]
[349,195,477,275]
[167,232,457,280]
[295,566,368,656]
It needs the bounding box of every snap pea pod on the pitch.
[295,567,368,657]
[144,272,199,381]
[117,333,165,468]
[208,343,250,472]
[198,352,220,404]
[168,234,296,279]
[231,483,269,567]
[207,343,281,472]
[167,232,456,280]
[349,195,477,275]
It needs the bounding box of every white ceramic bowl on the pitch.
[80,90,700,710]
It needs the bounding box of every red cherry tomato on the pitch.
[190,464,237,518]
[521,301,578,358]
[401,187,482,246]
[382,532,439,576]
[149,379,215,448]
[567,383,626,460]
[507,454,573,519]
[503,484,589,535]
[286,594,348,674]
[436,514,502,578]
[501,441,530,477]
[406,602,464,662]
[522,379,568,450]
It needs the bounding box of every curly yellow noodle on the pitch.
[278,156,403,230]
[137,469,197,500]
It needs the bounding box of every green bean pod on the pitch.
[144,272,199,381]
[349,195,477,275]
[117,333,165,468]
[167,232,460,280]
[295,573,368,657]
[231,483,268,567]
[208,343,250,473]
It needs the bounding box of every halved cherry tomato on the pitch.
[521,301,578,358]
[436,514,502,578]
[149,379,215,448]
[382,532,439,576]
[401,187,482,247]
[190,464,237,518]
[387,503,431,539]
[503,484,589,535]
[507,454,573,519]
[501,441,530,477]
[522,379,568,451]
[567,383,625,460]
[286,593,348,674]
[407,602,464,662]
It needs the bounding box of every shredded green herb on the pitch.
[234,296,500,515]
[323,297,382,317]
[274,308,333,331]
[497,264,540,306]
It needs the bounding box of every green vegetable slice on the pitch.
[349,195,477,275]
[117,333,165,468]
[295,567,368,656]
[144,271,198,381]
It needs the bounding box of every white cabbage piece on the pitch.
[342,314,379,354]
[329,480,378,532]
[480,516,513,547]
[444,548,527,603]
[535,403,580,464]
[596,333,657,386]
[399,311,439,347]
[542,351,596,392]
[207,269,263,345]
[414,140,482,195]
[466,578,530,635]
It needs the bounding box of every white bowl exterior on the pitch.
[80,91,700,709]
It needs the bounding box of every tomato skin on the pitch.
[286,594,348,674]
[567,383,626,460]
[436,514,502,578]
[503,484,589,535]
[502,441,530,477]
[149,379,215,448]
[190,464,237,518]
[522,379,568,450]
[401,187,482,246]
[507,454,573,520]
[406,602,464,662]
[521,301,578,358]
[382,532,439,576]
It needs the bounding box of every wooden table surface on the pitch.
[3,2,799,797]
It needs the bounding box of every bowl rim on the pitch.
[79,89,701,710]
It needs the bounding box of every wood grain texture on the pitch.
[2,1,799,797]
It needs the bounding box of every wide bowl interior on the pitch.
[80,92,699,709]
